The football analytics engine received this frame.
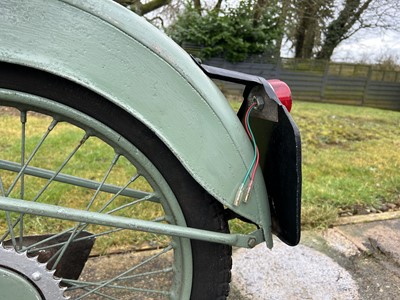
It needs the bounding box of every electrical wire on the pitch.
[234,100,260,205]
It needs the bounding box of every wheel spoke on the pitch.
[80,289,119,300]
[65,267,173,288]
[46,153,136,270]
[97,173,141,213]
[23,228,123,253]
[72,245,173,299]
[23,228,76,252]
[19,111,27,250]
[0,132,89,242]
[86,153,120,211]
[0,91,198,299]
[116,267,173,281]
[5,212,17,248]
[0,160,157,201]
[31,133,89,203]
[48,226,81,271]
[19,111,27,200]
[106,193,156,215]
[6,119,58,197]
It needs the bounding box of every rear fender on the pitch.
[0,0,273,246]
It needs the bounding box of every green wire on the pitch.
[241,103,258,185]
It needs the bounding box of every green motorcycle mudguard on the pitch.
[0,0,272,247]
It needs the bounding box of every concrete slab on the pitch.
[335,218,400,265]
[230,238,360,300]
[231,216,400,299]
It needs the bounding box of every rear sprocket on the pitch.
[0,244,67,299]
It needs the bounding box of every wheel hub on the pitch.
[0,244,66,300]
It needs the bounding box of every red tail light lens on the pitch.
[267,79,292,112]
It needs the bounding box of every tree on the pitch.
[317,0,399,60]
[280,0,400,60]
[167,0,281,62]
[292,0,333,58]
[286,0,400,60]
[114,0,226,17]
[275,0,290,57]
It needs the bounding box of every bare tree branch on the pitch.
[114,0,171,16]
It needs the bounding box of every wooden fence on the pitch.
[204,58,400,111]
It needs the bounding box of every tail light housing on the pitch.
[267,79,292,112]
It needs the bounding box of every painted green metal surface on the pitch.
[0,267,42,300]
[0,196,263,248]
[0,90,196,298]
[0,0,272,246]
[0,160,158,201]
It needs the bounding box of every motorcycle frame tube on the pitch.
[0,0,272,247]
[0,196,264,249]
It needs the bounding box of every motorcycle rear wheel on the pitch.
[0,63,231,299]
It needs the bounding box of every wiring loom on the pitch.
[234,99,260,206]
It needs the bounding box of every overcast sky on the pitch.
[280,28,400,64]
[331,29,400,64]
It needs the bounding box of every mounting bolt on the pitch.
[248,238,257,248]
[253,96,265,111]
[31,271,42,281]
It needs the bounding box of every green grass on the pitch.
[229,99,400,229]
[290,101,400,229]
[0,110,167,252]
[1,101,399,241]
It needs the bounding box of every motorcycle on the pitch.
[0,0,301,299]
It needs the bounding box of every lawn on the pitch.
[230,99,400,229]
[1,101,399,238]
[291,101,400,229]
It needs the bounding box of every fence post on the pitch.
[362,66,372,106]
[320,60,329,102]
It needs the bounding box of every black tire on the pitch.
[0,62,232,299]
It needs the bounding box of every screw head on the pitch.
[248,238,257,248]
[31,271,42,281]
